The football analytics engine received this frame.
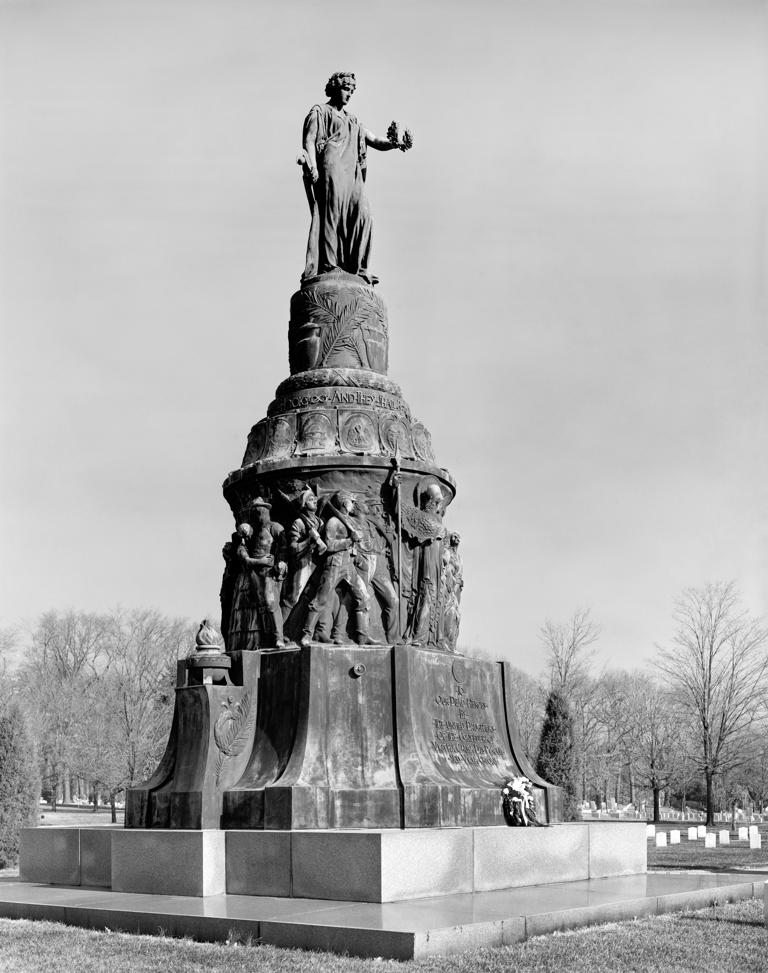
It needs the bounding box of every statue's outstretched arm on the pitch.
[364,129,398,152]
[366,122,413,153]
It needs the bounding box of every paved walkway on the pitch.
[0,871,763,959]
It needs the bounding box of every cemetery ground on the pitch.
[648,821,768,871]
[1,820,767,970]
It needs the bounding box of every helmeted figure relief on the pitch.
[228,501,287,651]
[350,497,399,643]
[299,491,376,647]
[298,71,411,283]
[390,472,447,646]
[438,532,463,653]
[281,489,327,619]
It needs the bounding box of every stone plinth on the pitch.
[20,828,80,886]
[21,822,647,903]
[20,828,117,888]
[111,830,225,897]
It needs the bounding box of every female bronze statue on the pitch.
[298,71,411,283]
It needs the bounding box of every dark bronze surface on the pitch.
[126,75,562,831]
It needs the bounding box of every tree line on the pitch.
[498,583,768,825]
[0,609,194,828]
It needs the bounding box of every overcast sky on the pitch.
[1,0,766,673]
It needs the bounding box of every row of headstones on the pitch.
[587,809,644,819]
[647,823,762,849]
[712,812,764,823]
[646,811,764,823]
[584,803,765,823]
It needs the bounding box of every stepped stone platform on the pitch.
[0,872,761,959]
[20,822,646,903]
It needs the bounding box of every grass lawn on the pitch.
[0,899,766,972]
[36,807,124,828]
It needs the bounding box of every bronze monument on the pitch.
[126,73,560,831]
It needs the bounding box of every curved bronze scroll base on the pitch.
[126,646,561,831]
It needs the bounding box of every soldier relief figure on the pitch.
[226,500,287,651]
[222,479,463,652]
[299,491,376,647]
[298,71,412,283]
[350,497,399,644]
[281,489,326,619]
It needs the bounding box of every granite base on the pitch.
[20,821,646,903]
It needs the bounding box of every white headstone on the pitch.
[719,830,730,845]
[646,824,656,838]
[697,825,707,838]
[739,827,749,841]
[704,832,716,848]
[750,833,762,850]
[687,827,698,841]
[669,830,680,844]
[749,824,759,836]
[655,832,667,847]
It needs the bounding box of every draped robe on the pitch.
[303,103,372,280]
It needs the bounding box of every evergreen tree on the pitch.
[536,690,578,822]
[0,705,39,867]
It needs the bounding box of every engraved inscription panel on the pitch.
[430,686,505,768]
[396,646,523,788]
[272,387,411,420]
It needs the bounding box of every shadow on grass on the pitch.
[674,911,764,929]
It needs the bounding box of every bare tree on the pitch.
[504,665,545,764]
[570,676,604,805]
[70,607,192,821]
[621,672,690,822]
[19,611,111,806]
[539,608,600,697]
[656,582,768,825]
[18,608,192,816]
[538,609,601,804]
[591,672,635,808]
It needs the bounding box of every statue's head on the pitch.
[420,483,443,514]
[333,490,355,515]
[449,532,461,548]
[325,71,356,104]
[250,497,272,525]
[237,522,253,541]
[299,489,318,513]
